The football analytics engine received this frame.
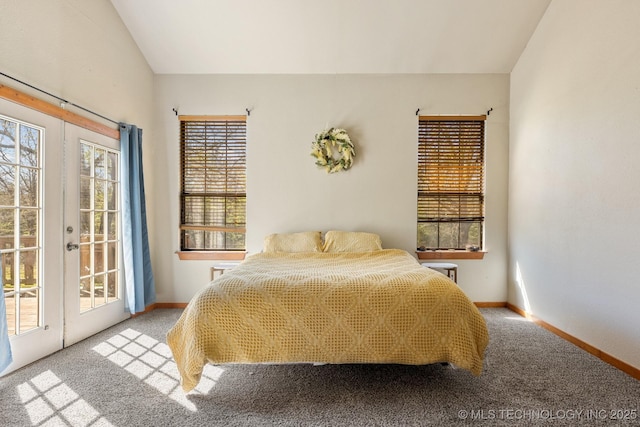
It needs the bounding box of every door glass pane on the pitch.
[94,274,105,307]
[94,242,105,274]
[80,144,92,176]
[19,289,38,333]
[94,211,105,237]
[80,243,91,277]
[94,149,105,179]
[0,209,15,249]
[0,164,16,205]
[0,115,42,335]
[95,180,105,210]
[107,272,117,302]
[0,119,17,163]
[2,252,14,292]
[80,177,92,210]
[106,182,117,210]
[80,211,91,236]
[4,293,15,335]
[80,277,91,312]
[20,125,40,167]
[19,209,38,248]
[19,167,38,207]
[107,242,116,270]
[107,152,117,181]
[19,249,38,290]
[79,140,119,313]
[106,211,116,240]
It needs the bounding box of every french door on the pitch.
[1,99,64,374]
[63,123,128,346]
[1,99,128,375]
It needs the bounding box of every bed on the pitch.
[167,231,489,392]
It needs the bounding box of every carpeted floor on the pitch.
[1,308,639,426]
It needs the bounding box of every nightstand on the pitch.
[210,261,241,281]
[421,262,458,283]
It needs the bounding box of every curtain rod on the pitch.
[415,107,493,116]
[0,71,119,126]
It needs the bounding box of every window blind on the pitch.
[179,115,246,251]
[417,116,485,249]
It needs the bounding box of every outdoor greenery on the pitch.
[417,222,481,250]
[1,118,40,292]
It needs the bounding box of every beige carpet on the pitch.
[1,308,639,426]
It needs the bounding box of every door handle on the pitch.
[66,242,79,251]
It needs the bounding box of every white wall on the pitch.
[0,2,511,309]
[510,0,640,369]
[153,74,510,303]
[0,0,157,283]
[0,0,154,129]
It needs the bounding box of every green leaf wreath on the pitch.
[310,128,356,173]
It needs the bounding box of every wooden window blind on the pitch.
[417,116,485,250]
[179,115,246,251]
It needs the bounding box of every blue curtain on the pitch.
[0,264,12,373]
[120,124,156,314]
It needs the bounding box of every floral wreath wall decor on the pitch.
[310,127,356,173]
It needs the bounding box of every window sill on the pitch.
[176,251,247,261]
[415,250,485,260]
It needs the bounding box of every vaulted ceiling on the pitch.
[110,0,551,74]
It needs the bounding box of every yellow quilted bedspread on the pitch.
[167,249,489,392]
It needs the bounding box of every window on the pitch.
[417,116,485,250]
[179,115,246,252]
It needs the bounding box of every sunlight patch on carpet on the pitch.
[17,370,113,426]
[503,316,531,322]
[92,328,224,411]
